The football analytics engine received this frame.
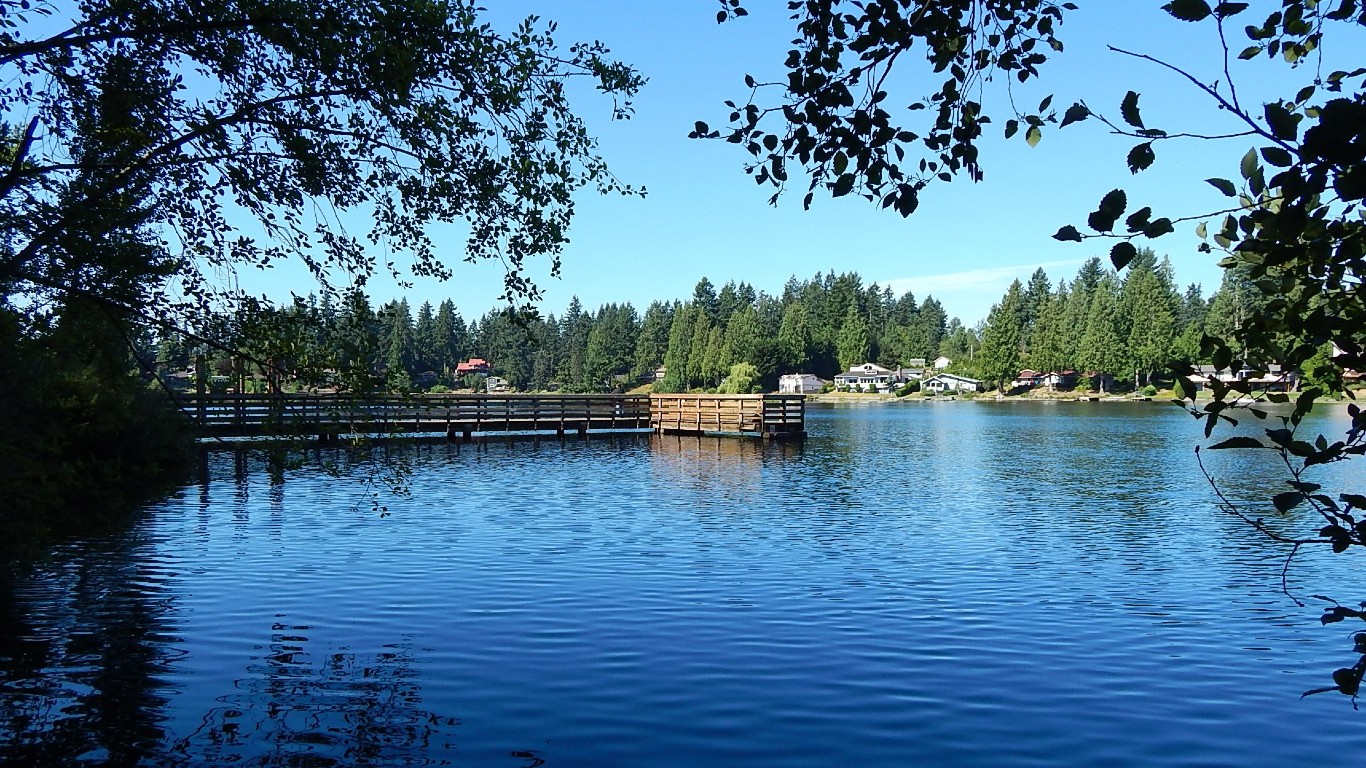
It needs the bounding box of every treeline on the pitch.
[156,273,971,393]
[158,251,1276,395]
[973,250,1276,391]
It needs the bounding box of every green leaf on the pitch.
[1004,119,1019,139]
[1125,207,1153,231]
[1110,241,1137,270]
[1025,125,1042,147]
[1052,225,1084,242]
[831,173,855,197]
[1264,103,1299,141]
[1213,2,1249,18]
[1260,146,1294,167]
[1341,493,1366,509]
[1120,91,1143,129]
[1145,218,1174,237]
[1127,142,1155,173]
[1212,344,1232,371]
[1195,221,1208,238]
[1239,148,1259,180]
[1099,188,1126,218]
[1059,103,1090,128]
[1273,491,1304,512]
[1206,177,1237,196]
[1208,435,1263,449]
[1163,0,1213,21]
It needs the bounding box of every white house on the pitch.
[835,362,893,390]
[922,372,983,394]
[778,373,824,394]
[933,356,952,370]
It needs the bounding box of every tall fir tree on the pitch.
[978,279,1027,389]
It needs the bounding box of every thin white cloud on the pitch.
[882,258,1088,323]
[883,258,1086,297]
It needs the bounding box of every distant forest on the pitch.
[152,249,1288,394]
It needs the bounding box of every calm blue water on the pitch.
[3,401,1365,766]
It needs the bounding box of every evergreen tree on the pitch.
[531,315,562,390]
[692,277,720,324]
[632,301,673,378]
[379,298,415,384]
[777,301,814,373]
[660,304,698,391]
[836,302,870,372]
[336,288,380,385]
[723,304,764,370]
[583,303,638,390]
[1119,252,1179,387]
[716,281,742,327]
[558,296,591,389]
[413,301,437,373]
[1172,284,1209,364]
[940,318,978,370]
[1078,275,1124,390]
[1022,267,1052,336]
[1204,265,1269,361]
[978,279,1027,389]
[1028,283,1069,383]
[433,299,463,375]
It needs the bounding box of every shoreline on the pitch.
[804,390,1360,408]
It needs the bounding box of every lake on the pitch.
[3,401,1365,766]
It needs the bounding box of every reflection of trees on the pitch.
[162,625,461,768]
[0,540,175,766]
[649,433,801,497]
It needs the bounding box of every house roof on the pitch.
[846,362,891,374]
[925,372,982,384]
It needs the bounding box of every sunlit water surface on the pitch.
[3,402,1365,766]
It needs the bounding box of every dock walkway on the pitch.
[177,393,805,441]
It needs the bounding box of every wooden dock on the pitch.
[649,393,805,438]
[177,393,805,441]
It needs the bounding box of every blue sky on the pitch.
[235,2,1354,326]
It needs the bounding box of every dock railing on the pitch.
[177,393,651,439]
[648,393,806,438]
[176,392,805,441]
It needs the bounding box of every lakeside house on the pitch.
[1193,364,1300,392]
[779,373,826,394]
[1013,369,1079,390]
[922,373,983,394]
[456,357,491,376]
[933,356,952,370]
[486,376,509,392]
[833,362,924,392]
[835,362,893,390]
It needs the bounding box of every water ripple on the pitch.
[2,404,1365,766]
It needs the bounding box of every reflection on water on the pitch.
[163,626,460,768]
[0,534,176,767]
[3,403,1366,766]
